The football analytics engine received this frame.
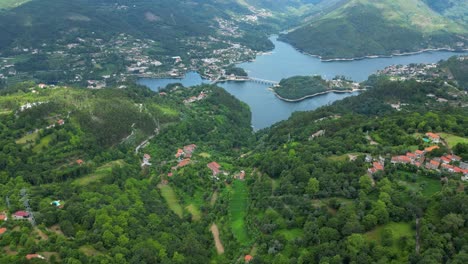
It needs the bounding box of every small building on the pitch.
[0,212,6,221]
[167,172,173,177]
[245,255,253,263]
[446,154,462,162]
[368,161,384,174]
[0,227,6,235]
[172,158,191,170]
[26,254,45,260]
[425,132,440,143]
[76,159,84,165]
[441,164,455,172]
[440,156,451,164]
[207,162,221,176]
[415,150,425,158]
[175,149,184,158]
[13,211,30,220]
[57,119,65,126]
[426,160,440,170]
[391,156,411,164]
[309,130,325,140]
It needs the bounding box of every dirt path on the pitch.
[210,224,224,254]
[415,218,421,254]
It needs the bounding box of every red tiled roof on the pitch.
[0,214,6,221]
[441,157,451,163]
[207,162,221,175]
[426,132,440,139]
[0,227,6,235]
[245,255,253,262]
[406,152,416,158]
[175,149,184,158]
[415,150,425,155]
[441,164,454,170]
[76,159,84,165]
[167,172,173,177]
[392,155,412,163]
[425,146,440,152]
[373,162,384,171]
[26,254,43,260]
[183,144,197,154]
[14,211,29,217]
[143,154,151,160]
[177,159,191,168]
[430,160,440,167]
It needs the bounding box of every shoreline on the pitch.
[277,37,468,62]
[304,48,468,62]
[272,88,362,102]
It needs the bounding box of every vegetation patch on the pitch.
[365,222,415,250]
[439,133,468,148]
[79,246,102,257]
[276,228,303,241]
[32,134,53,153]
[186,204,201,221]
[15,130,40,145]
[73,160,125,186]
[158,184,184,218]
[229,180,250,245]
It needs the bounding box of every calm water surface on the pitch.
[138,36,468,130]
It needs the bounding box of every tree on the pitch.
[359,175,373,194]
[381,227,393,247]
[307,178,320,197]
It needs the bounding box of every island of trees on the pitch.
[273,75,360,101]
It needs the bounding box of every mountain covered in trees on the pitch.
[282,0,468,59]
[0,58,468,263]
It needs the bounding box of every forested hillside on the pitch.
[282,0,468,59]
[0,59,467,263]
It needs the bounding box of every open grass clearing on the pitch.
[73,160,125,186]
[32,134,53,153]
[186,204,201,221]
[79,245,102,257]
[365,222,414,250]
[16,130,40,144]
[158,184,184,218]
[439,133,468,148]
[398,175,441,197]
[229,180,250,245]
[276,228,303,241]
[210,191,218,207]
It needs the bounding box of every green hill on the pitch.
[282,0,468,59]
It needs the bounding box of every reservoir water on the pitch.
[139,36,468,130]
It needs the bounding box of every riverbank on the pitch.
[283,40,468,62]
[272,88,362,102]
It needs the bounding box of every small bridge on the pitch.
[249,77,279,86]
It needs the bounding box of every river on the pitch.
[138,36,468,130]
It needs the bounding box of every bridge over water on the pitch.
[212,76,279,86]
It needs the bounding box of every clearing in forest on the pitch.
[210,224,225,254]
[158,184,184,218]
[229,181,250,244]
[365,222,414,248]
[73,160,125,186]
[186,204,201,221]
[439,133,468,148]
[210,191,218,206]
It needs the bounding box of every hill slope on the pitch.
[282,0,468,59]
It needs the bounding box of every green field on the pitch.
[186,204,201,221]
[73,160,124,186]
[399,175,441,197]
[276,228,303,241]
[32,134,53,153]
[16,130,40,145]
[439,133,468,148]
[159,184,184,218]
[365,222,414,250]
[229,181,250,245]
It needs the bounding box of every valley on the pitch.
[0,1,467,263]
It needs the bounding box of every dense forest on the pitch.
[0,59,467,263]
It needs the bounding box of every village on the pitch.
[0,18,258,88]
[367,132,468,182]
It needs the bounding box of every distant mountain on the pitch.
[281,0,468,60]
[423,0,468,24]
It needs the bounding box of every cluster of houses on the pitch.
[368,133,468,181]
[183,92,207,104]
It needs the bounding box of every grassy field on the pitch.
[73,160,125,186]
[439,133,468,148]
[79,245,102,257]
[399,175,441,197]
[186,204,201,221]
[276,228,303,241]
[229,181,250,245]
[16,130,39,144]
[32,134,53,153]
[365,222,414,250]
[158,184,184,218]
